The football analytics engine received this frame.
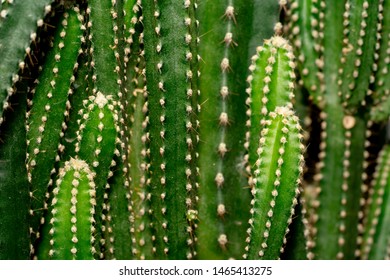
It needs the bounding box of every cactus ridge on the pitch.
[74,91,119,258]
[244,106,304,260]
[197,0,281,260]
[88,0,122,100]
[75,92,118,201]
[197,1,240,259]
[212,2,235,255]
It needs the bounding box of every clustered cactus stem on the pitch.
[197,0,281,260]
[142,0,200,260]
[361,143,390,259]
[37,158,96,260]
[26,7,84,248]
[2,0,390,260]
[245,106,304,260]
[289,0,390,260]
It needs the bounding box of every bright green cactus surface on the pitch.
[1,0,390,260]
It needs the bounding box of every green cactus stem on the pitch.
[3,0,390,261]
[26,7,83,249]
[75,91,118,258]
[37,158,96,260]
[100,0,142,260]
[361,143,390,259]
[197,0,281,260]
[88,0,122,100]
[289,0,382,259]
[289,0,324,105]
[244,106,304,260]
[371,0,390,122]
[142,0,200,260]
[122,2,154,259]
[245,35,295,184]
[61,51,93,159]
[86,1,127,257]
[337,0,380,111]
[0,0,53,124]
[75,92,118,211]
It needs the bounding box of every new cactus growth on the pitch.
[245,36,295,182]
[244,106,304,260]
[2,0,390,260]
[37,158,96,260]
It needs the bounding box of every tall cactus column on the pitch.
[26,8,84,249]
[197,0,280,260]
[245,107,304,260]
[142,0,200,260]
[121,0,155,260]
[289,0,383,259]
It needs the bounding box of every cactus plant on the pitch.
[1,0,390,261]
[289,0,390,260]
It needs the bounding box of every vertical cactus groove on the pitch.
[37,158,96,260]
[143,0,199,260]
[0,0,53,124]
[361,144,390,259]
[26,8,83,250]
[197,0,280,260]
[244,107,304,260]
